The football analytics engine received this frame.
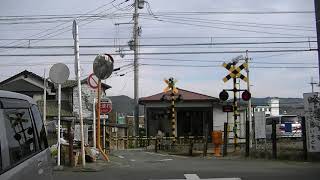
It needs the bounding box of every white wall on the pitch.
[212,109,247,140]
[270,98,280,116]
[73,84,107,119]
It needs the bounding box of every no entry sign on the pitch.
[87,73,99,89]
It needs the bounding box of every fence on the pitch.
[251,118,307,161]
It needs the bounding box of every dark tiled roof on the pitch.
[139,88,219,103]
[0,70,54,87]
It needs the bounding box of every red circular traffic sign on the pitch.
[100,102,112,114]
[87,73,99,89]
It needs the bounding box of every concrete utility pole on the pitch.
[73,20,86,167]
[133,0,140,139]
[314,0,320,83]
[245,51,253,148]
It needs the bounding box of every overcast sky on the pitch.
[0,0,317,99]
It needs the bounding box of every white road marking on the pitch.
[130,159,136,162]
[146,152,168,156]
[158,158,173,162]
[151,174,241,180]
[184,174,200,180]
[118,155,125,159]
[145,152,187,158]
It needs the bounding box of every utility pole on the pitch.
[310,77,317,93]
[133,0,140,141]
[73,20,85,167]
[314,0,320,83]
[245,51,252,148]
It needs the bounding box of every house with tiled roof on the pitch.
[0,70,111,120]
[139,88,223,137]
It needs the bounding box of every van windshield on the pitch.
[281,116,299,123]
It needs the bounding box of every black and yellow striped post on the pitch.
[171,92,176,143]
[163,77,179,144]
[233,73,238,150]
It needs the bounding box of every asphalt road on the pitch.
[53,149,320,180]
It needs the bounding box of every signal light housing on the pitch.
[242,90,251,101]
[219,90,229,101]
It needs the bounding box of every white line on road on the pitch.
[145,152,168,156]
[158,159,173,162]
[130,159,136,162]
[118,155,125,159]
[151,174,241,180]
[145,152,188,158]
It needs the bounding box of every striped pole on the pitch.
[171,92,176,143]
[233,65,238,150]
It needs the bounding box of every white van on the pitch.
[0,90,53,180]
[265,115,302,139]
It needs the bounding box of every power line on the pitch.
[0,1,119,47]
[142,14,315,31]
[0,40,315,49]
[140,11,315,15]
[0,49,316,56]
[140,16,312,37]
[0,0,129,53]
[0,11,312,19]
[139,63,317,69]
[0,36,316,41]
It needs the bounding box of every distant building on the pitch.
[253,98,279,117]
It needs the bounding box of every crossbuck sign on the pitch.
[222,62,248,83]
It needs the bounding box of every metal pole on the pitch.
[57,84,61,166]
[73,20,85,167]
[93,98,96,148]
[245,51,253,148]
[245,115,250,157]
[103,114,106,151]
[314,0,320,82]
[272,120,277,159]
[223,122,228,156]
[96,80,110,161]
[301,117,308,160]
[43,70,47,124]
[133,0,140,144]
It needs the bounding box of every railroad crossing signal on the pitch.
[163,77,178,143]
[164,77,179,94]
[222,62,248,83]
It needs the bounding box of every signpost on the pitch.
[93,53,114,162]
[49,63,70,168]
